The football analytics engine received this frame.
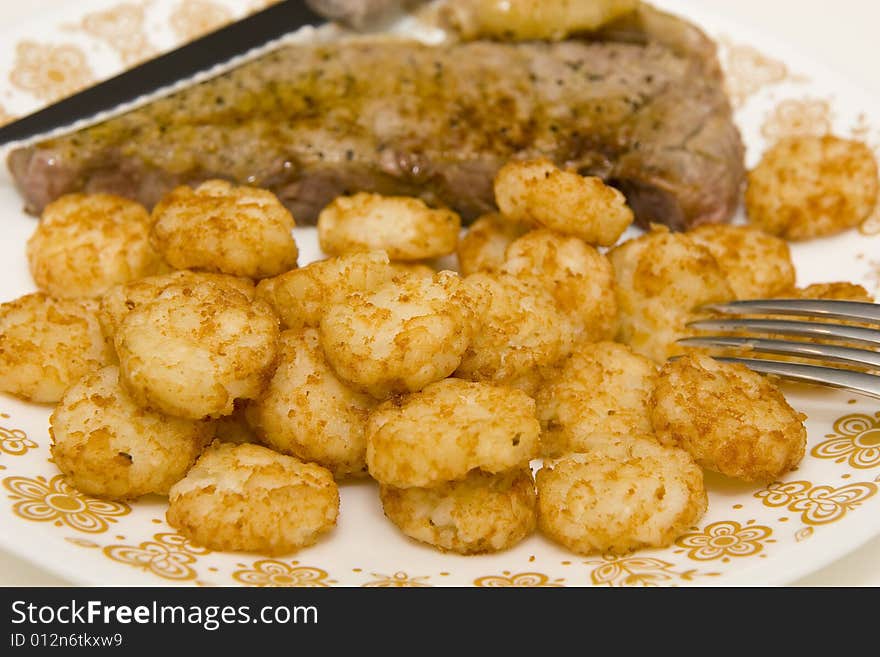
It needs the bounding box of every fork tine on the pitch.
[702,299,880,325]
[711,358,880,400]
[687,319,880,347]
[678,336,880,369]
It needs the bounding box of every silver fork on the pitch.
[678,299,880,399]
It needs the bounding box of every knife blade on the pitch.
[0,1,325,147]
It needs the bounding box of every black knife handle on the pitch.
[0,1,324,146]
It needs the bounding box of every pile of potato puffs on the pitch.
[0,132,876,558]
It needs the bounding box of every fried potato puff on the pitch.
[652,353,806,482]
[366,378,540,488]
[501,229,618,342]
[26,193,163,300]
[319,271,475,399]
[608,226,734,363]
[150,180,298,279]
[537,436,707,555]
[494,158,633,246]
[167,442,338,555]
[318,192,460,261]
[115,281,279,420]
[255,251,395,331]
[456,213,526,276]
[456,272,573,394]
[50,366,213,499]
[246,329,376,479]
[380,468,536,555]
[535,342,656,458]
[746,135,878,240]
[98,270,255,340]
[688,224,796,300]
[0,293,113,403]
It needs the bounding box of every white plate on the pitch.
[1,0,879,587]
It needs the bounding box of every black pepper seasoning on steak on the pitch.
[7,10,744,230]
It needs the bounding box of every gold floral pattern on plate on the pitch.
[761,97,833,142]
[362,572,432,587]
[473,572,565,587]
[103,532,209,581]
[80,3,157,65]
[675,520,773,561]
[721,40,793,107]
[9,41,94,102]
[586,556,719,587]
[169,0,233,41]
[755,480,878,525]
[3,474,129,533]
[813,411,880,469]
[0,419,37,456]
[233,559,336,587]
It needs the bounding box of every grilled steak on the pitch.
[7,8,743,230]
